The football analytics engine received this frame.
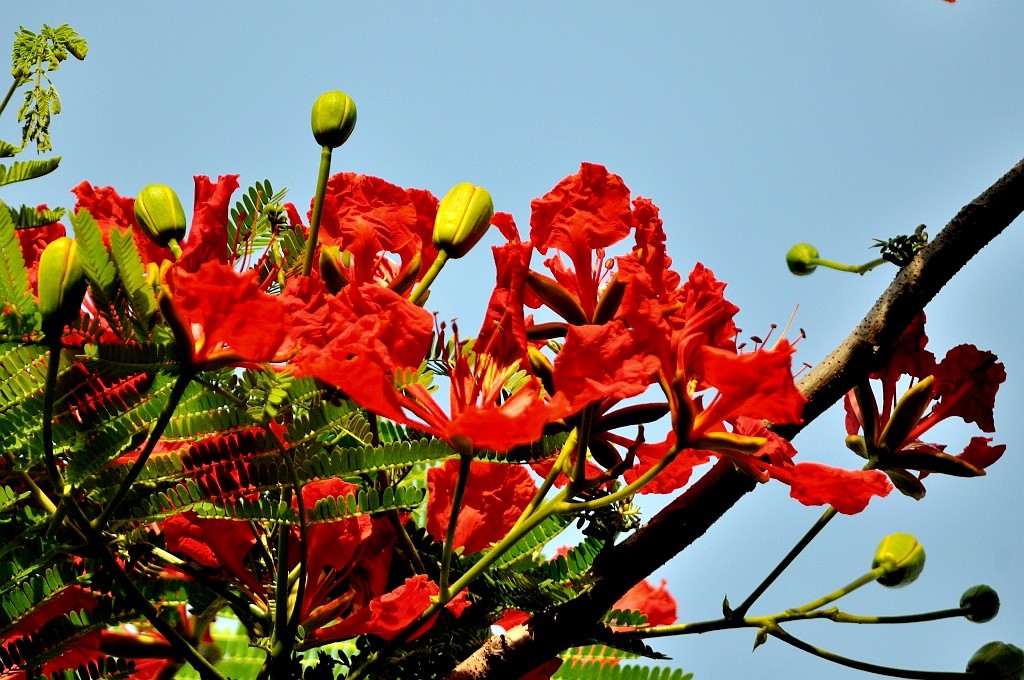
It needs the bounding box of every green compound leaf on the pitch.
[553,660,692,680]
[0,204,38,336]
[0,157,61,187]
[6,204,65,229]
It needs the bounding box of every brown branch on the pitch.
[448,153,1024,679]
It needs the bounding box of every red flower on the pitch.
[284,276,435,423]
[553,322,661,416]
[309,575,468,644]
[613,579,677,627]
[177,174,241,272]
[162,260,290,368]
[314,172,440,290]
[296,478,375,622]
[73,176,239,268]
[844,315,1006,494]
[298,240,570,453]
[161,510,262,595]
[426,458,537,554]
[769,462,894,515]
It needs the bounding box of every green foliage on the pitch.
[492,514,573,570]
[108,226,157,329]
[71,209,163,343]
[0,203,38,337]
[0,156,60,187]
[553,661,693,680]
[10,23,87,153]
[226,179,291,268]
[305,437,455,478]
[543,536,605,582]
[6,203,65,228]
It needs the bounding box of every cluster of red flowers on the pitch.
[3,157,1002,678]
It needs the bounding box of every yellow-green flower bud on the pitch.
[432,183,494,259]
[38,237,87,336]
[311,90,357,149]
[877,375,934,455]
[872,532,925,588]
[962,585,1001,624]
[966,642,1024,679]
[134,184,187,247]
[319,245,350,294]
[786,243,819,276]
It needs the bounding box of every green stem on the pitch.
[0,78,17,120]
[93,371,193,530]
[789,565,888,615]
[567,406,596,492]
[281,448,309,648]
[167,238,183,260]
[42,341,68,497]
[388,510,427,574]
[512,429,577,530]
[811,256,889,275]
[301,146,334,277]
[440,452,473,599]
[269,488,294,675]
[730,506,838,619]
[768,625,970,679]
[558,440,682,513]
[408,250,449,306]
[826,607,970,625]
[3,450,57,515]
[635,604,970,639]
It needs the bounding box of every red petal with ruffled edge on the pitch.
[696,340,806,434]
[316,172,433,285]
[426,458,537,554]
[177,174,240,272]
[769,462,892,514]
[529,163,632,254]
[927,344,1005,433]
[166,261,290,365]
[72,182,172,265]
[310,575,467,644]
[613,578,677,627]
[161,512,262,592]
[553,321,660,415]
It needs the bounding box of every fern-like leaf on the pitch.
[491,514,573,570]
[0,205,38,336]
[7,204,65,229]
[0,157,61,187]
[0,343,49,413]
[554,660,691,680]
[543,537,604,582]
[108,227,157,330]
[305,438,454,479]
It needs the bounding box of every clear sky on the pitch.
[4,3,1023,679]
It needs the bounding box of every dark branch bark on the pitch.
[448,153,1024,680]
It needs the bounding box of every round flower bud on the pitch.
[134,184,187,247]
[966,642,1024,679]
[38,237,87,336]
[433,182,494,259]
[872,533,925,588]
[961,585,1001,624]
[786,242,819,275]
[311,90,357,149]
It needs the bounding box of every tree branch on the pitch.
[448,153,1024,679]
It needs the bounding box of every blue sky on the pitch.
[4,3,1023,678]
